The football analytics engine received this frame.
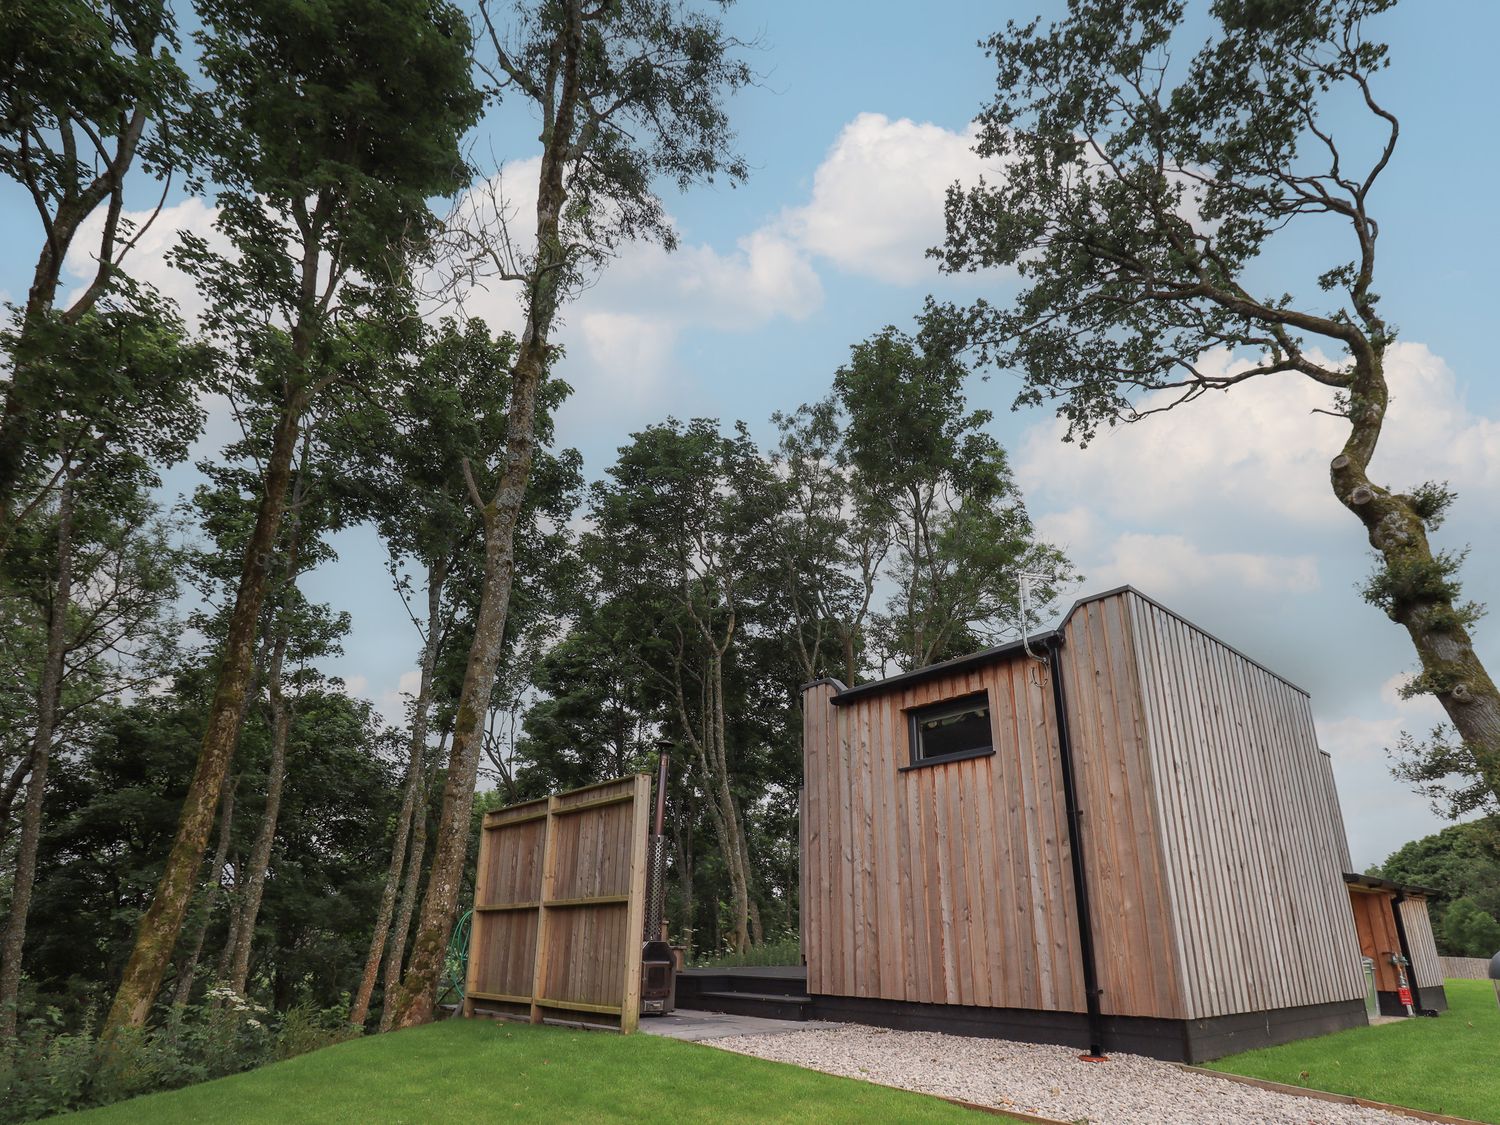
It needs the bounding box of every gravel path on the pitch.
[713,1026,1421,1125]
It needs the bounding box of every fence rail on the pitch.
[464,774,650,1033]
[1438,955,1494,980]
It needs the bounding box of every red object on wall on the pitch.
[1398,985,1413,1007]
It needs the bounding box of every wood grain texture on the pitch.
[1124,591,1365,1019]
[1398,896,1443,990]
[802,667,1086,1013]
[1349,887,1404,992]
[468,776,649,1032]
[802,588,1366,1023]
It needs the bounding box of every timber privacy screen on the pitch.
[464,774,651,1032]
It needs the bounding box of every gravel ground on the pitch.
[712,1025,1420,1125]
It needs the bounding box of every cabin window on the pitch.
[906,691,993,767]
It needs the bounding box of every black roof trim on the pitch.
[825,632,1058,706]
[799,676,849,695]
[812,585,1309,707]
[1343,871,1441,898]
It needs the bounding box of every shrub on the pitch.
[0,989,360,1123]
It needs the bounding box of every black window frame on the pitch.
[903,689,995,770]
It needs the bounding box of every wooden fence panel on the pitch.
[466,775,650,1032]
[1439,955,1495,981]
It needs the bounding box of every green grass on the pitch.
[63,1017,1002,1124]
[1209,978,1500,1123]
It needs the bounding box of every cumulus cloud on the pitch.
[778,112,988,285]
[63,196,227,330]
[1018,341,1500,531]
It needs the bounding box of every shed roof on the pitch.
[810,585,1309,706]
[1343,871,1441,899]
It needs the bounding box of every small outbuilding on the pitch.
[1343,873,1446,1015]
[798,586,1375,1062]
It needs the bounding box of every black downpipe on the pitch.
[1046,634,1107,1059]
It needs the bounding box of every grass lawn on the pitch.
[64,1017,1004,1124]
[1209,978,1500,1123]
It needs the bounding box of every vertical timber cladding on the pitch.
[802,661,1088,1013]
[1055,594,1186,1019]
[1116,591,1366,1020]
[1398,897,1443,993]
[465,774,651,1032]
[1348,887,1404,992]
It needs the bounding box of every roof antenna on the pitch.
[1017,571,1052,663]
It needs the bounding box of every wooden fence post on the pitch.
[619,773,651,1034]
[529,795,561,1024]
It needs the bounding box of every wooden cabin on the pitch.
[798,586,1370,1063]
[1344,874,1446,1015]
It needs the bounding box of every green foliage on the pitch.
[1360,547,1470,623]
[1408,481,1458,531]
[192,0,480,300]
[1374,816,1500,945]
[18,681,398,1016]
[0,993,357,1123]
[781,324,1073,675]
[932,0,1401,441]
[1438,897,1500,959]
[1389,727,1499,821]
[691,933,801,969]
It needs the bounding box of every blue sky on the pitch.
[5,0,1499,868]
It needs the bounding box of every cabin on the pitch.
[798,586,1398,1063]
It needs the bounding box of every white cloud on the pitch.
[1018,341,1500,532]
[63,196,227,330]
[778,112,988,285]
[1098,532,1319,595]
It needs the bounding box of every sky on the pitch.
[4,0,1499,870]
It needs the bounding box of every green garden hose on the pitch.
[439,908,472,1005]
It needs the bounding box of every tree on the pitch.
[103,0,480,1035]
[775,327,1072,681]
[19,677,398,1018]
[0,0,195,528]
[386,0,751,1028]
[0,295,200,1040]
[1439,897,1500,960]
[588,419,783,954]
[772,396,887,685]
[834,327,1070,671]
[1374,816,1500,936]
[343,318,564,1027]
[935,0,1500,815]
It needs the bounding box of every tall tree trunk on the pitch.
[379,750,434,1032]
[1333,352,1500,803]
[673,649,751,954]
[104,386,307,1036]
[385,509,521,1028]
[385,14,583,1027]
[710,655,753,952]
[0,473,75,1039]
[171,776,237,1008]
[670,827,694,961]
[0,750,37,858]
[350,561,444,1028]
[223,614,293,996]
[222,447,312,1000]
